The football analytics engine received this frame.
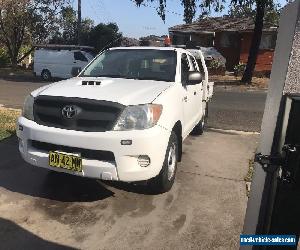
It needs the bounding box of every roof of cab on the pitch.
[109,46,187,53]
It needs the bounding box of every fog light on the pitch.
[18,138,24,153]
[138,155,151,167]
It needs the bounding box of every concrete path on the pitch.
[0,130,259,249]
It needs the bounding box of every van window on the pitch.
[74,51,88,62]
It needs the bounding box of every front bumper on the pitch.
[17,117,171,182]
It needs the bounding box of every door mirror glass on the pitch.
[187,71,202,85]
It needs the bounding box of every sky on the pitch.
[71,0,287,39]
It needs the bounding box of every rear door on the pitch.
[51,50,73,78]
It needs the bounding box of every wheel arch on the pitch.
[172,121,182,162]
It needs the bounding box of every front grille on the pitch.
[31,140,115,162]
[34,96,124,132]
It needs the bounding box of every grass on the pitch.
[244,159,255,197]
[244,159,255,182]
[0,107,21,141]
[209,74,269,89]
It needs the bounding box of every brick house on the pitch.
[169,16,278,73]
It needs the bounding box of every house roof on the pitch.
[169,16,278,33]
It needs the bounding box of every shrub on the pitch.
[0,48,10,67]
[234,63,246,76]
[208,59,223,70]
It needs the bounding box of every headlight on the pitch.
[113,104,163,131]
[22,95,34,120]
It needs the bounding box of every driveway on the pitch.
[0,130,259,249]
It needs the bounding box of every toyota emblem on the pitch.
[62,105,78,119]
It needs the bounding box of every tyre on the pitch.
[149,132,178,193]
[41,69,51,81]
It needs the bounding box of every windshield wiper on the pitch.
[81,74,171,82]
[87,74,123,78]
[133,76,171,82]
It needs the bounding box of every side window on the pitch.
[181,53,190,84]
[190,56,199,72]
[74,51,88,62]
[196,59,205,76]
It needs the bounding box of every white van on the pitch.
[33,45,95,80]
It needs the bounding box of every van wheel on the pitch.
[149,132,178,193]
[41,69,51,81]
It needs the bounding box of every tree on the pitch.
[229,1,280,83]
[228,2,280,26]
[0,0,68,67]
[133,0,280,83]
[49,7,122,52]
[237,0,275,83]
[87,23,123,52]
[228,3,256,18]
[49,6,94,45]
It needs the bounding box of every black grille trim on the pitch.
[30,140,115,162]
[34,96,125,132]
[82,81,101,85]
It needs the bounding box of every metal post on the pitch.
[241,1,300,249]
[78,0,82,45]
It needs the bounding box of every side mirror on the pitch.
[71,67,82,77]
[187,71,202,85]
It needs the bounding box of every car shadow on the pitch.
[0,136,114,202]
[0,74,42,83]
[0,217,77,250]
[103,180,160,195]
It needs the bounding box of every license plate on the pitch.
[49,151,82,172]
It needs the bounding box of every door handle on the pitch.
[183,96,188,102]
[194,91,197,95]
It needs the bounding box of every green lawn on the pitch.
[0,107,21,141]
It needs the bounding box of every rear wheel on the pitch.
[149,132,178,193]
[41,69,51,81]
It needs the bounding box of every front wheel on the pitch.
[149,132,178,193]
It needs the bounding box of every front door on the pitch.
[188,54,204,123]
[181,53,197,137]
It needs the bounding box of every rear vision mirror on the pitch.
[187,71,202,85]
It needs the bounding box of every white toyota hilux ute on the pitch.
[17,46,214,193]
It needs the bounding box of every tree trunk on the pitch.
[241,0,266,83]
[10,50,19,69]
[17,47,34,64]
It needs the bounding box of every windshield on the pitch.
[80,49,177,82]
